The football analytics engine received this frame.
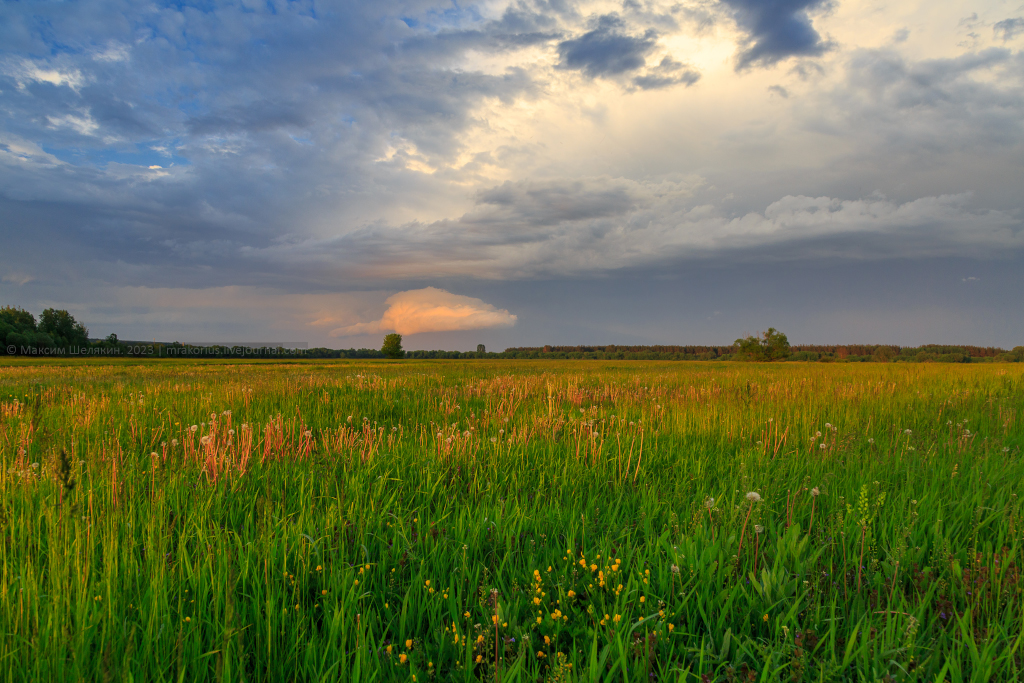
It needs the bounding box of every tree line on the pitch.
[2,306,1021,362]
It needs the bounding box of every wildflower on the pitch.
[399,654,407,664]
[171,439,178,446]
[763,614,769,622]
[640,596,646,603]
[811,487,820,497]
[304,430,312,438]
[745,491,761,503]
[200,436,210,446]
[613,614,621,623]
[347,415,352,422]
[868,438,874,444]
[185,616,190,622]
[406,639,413,649]
[322,590,327,596]
[190,425,198,432]
[30,462,39,469]
[755,525,764,534]
[824,423,832,429]
[705,497,714,509]
[819,443,826,449]
[904,429,912,435]
[815,431,821,437]
[386,645,393,654]
[671,564,679,574]
[668,623,675,632]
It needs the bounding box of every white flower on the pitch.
[200,436,210,446]
[490,437,497,443]
[161,442,167,447]
[704,497,714,509]
[30,462,39,469]
[755,525,764,534]
[745,491,761,503]
[190,425,198,432]
[904,429,912,435]
[811,487,820,497]
[437,432,443,439]
[171,439,179,447]
[392,427,398,432]
[815,431,822,437]
[304,430,312,438]
[150,452,158,458]
[228,429,235,436]
[824,423,832,429]
[499,429,504,435]
[868,438,874,444]
[671,564,680,574]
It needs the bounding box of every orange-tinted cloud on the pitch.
[330,287,517,337]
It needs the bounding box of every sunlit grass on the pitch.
[1,359,1022,681]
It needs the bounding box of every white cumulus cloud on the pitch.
[330,287,517,337]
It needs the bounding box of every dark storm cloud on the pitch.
[719,0,831,69]
[557,14,658,77]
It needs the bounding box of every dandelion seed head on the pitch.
[746,491,761,503]
[811,487,820,497]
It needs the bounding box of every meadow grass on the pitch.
[1,358,1022,682]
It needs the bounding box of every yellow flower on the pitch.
[425,580,430,587]
[613,614,621,623]
[185,616,191,622]
[537,651,546,659]
[640,596,645,603]
[763,614,769,622]
[476,655,483,664]
[321,589,327,596]
[406,639,413,649]
[316,565,322,571]
[534,597,542,605]
[399,654,407,664]
[544,635,551,645]
[387,645,393,654]
[567,590,576,598]
[668,624,675,632]
[464,611,471,618]
[537,617,542,624]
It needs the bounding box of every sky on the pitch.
[1,0,1023,350]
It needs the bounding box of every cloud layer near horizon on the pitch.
[1,0,1023,347]
[328,288,517,337]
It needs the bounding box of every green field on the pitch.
[1,359,1022,682]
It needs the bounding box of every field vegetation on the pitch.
[1,359,1022,681]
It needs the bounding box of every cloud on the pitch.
[557,15,658,77]
[719,0,831,69]
[994,18,1024,42]
[330,288,517,337]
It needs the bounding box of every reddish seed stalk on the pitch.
[736,503,754,570]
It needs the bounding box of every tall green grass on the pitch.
[1,359,1022,681]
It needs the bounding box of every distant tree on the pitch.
[872,346,895,363]
[0,306,36,331]
[381,333,404,359]
[39,308,89,347]
[734,328,791,361]
[477,344,486,354]
[106,333,119,345]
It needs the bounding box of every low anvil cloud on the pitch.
[331,288,518,337]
